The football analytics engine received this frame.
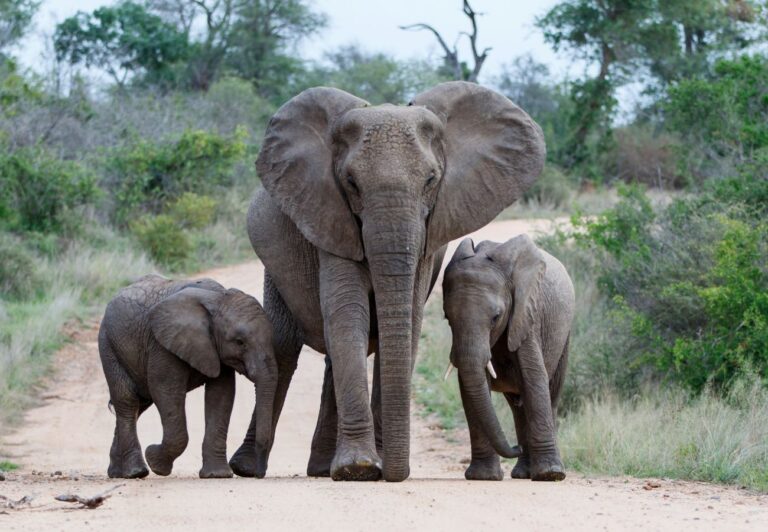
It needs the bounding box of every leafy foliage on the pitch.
[109,127,247,223]
[0,0,38,54]
[0,147,99,233]
[54,1,190,87]
[131,213,190,269]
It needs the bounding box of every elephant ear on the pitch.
[256,87,369,261]
[149,287,222,378]
[411,82,546,256]
[488,235,547,353]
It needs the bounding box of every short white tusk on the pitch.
[486,361,497,379]
[443,362,454,381]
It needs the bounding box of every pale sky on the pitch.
[18,0,578,83]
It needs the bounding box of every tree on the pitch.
[0,0,38,56]
[299,45,448,104]
[54,1,189,88]
[537,0,653,167]
[148,1,326,97]
[400,0,491,82]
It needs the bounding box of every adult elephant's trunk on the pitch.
[455,343,522,459]
[364,203,421,482]
[246,353,277,478]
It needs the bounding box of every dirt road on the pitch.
[2,219,767,531]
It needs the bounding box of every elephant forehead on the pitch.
[444,264,506,294]
[340,105,440,137]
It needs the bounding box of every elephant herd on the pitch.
[99,81,575,483]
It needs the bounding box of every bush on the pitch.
[522,165,575,208]
[0,233,40,300]
[610,125,684,188]
[131,214,190,269]
[574,180,768,393]
[168,192,217,229]
[109,127,247,224]
[0,147,99,233]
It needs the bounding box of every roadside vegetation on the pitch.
[2,0,767,491]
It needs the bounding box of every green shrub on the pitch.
[110,127,247,224]
[0,233,40,300]
[574,180,768,394]
[131,214,190,269]
[0,147,99,233]
[168,192,217,229]
[522,165,575,208]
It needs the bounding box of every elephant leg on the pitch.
[371,351,383,454]
[516,337,564,481]
[144,373,189,477]
[100,338,148,479]
[505,394,531,479]
[200,368,235,478]
[458,374,503,481]
[319,251,380,481]
[230,274,303,477]
[307,355,338,477]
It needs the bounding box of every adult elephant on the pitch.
[229,81,546,482]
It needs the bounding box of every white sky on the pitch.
[17,0,580,83]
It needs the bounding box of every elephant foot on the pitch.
[145,444,174,477]
[510,455,531,479]
[530,454,565,482]
[199,462,234,479]
[110,450,149,479]
[464,456,503,481]
[307,452,333,478]
[229,444,269,478]
[330,441,382,481]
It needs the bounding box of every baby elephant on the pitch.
[98,274,277,479]
[443,235,574,481]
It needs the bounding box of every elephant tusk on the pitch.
[486,360,497,379]
[443,361,454,381]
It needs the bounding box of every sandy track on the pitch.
[2,219,767,531]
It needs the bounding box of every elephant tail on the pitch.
[549,333,570,407]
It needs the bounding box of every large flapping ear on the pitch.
[256,87,369,261]
[487,235,547,353]
[149,287,222,378]
[411,82,546,256]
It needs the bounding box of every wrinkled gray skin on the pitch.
[229,81,546,482]
[98,274,277,479]
[443,235,574,481]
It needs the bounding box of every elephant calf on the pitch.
[98,274,277,479]
[443,235,574,481]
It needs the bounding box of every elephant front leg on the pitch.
[458,375,503,481]
[319,251,381,481]
[307,355,338,477]
[145,369,189,477]
[516,338,565,481]
[200,368,235,478]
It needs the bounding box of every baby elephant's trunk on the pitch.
[248,356,277,478]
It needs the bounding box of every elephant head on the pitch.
[256,81,545,481]
[150,286,278,467]
[443,235,546,458]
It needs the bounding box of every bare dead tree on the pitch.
[400,0,491,83]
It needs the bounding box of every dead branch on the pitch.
[0,494,35,510]
[54,483,125,510]
[399,0,491,82]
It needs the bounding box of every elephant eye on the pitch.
[491,313,501,324]
[347,175,359,193]
[425,172,436,189]
[234,338,245,347]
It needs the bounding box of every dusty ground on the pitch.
[2,219,767,531]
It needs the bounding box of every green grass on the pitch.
[560,383,768,491]
[0,460,19,471]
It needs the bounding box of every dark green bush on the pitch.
[0,233,40,300]
[0,147,99,233]
[109,127,247,224]
[574,179,768,393]
[168,192,217,229]
[131,214,190,269]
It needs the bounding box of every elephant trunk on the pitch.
[246,351,277,478]
[455,341,522,459]
[364,203,422,482]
